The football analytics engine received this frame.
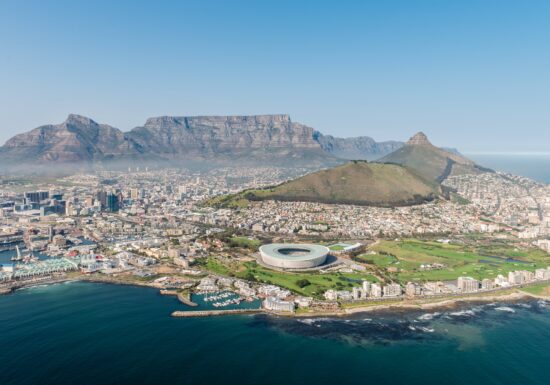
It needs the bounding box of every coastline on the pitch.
[278,290,550,318]
[3,275,550,318]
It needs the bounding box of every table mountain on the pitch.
[316,134,403,160]
[0,114,404,167]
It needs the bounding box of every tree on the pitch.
[296,279,311,288]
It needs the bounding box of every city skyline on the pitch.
[1,0,550,152]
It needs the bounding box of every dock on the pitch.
[177,292,198,307]
[171,309,263,317]
[159,289,178,296]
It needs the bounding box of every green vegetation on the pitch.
[377,137,482,182]
[450,192,471,205]
[228,236,261,250]
[521,282,550,296]
[198,237,550,299]
[205,194,251,209]
[195,258,233,276]
[206,161,439,208]
[363,238,550,284]
[296,279,311,288]
[198,256,377,298]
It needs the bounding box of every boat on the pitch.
[11,245,24,261]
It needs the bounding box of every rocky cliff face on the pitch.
[378,131,485,182]
[317,135,403,160]
[1,114,142,162]
[0,114,405,166]
[406,132,431,146]
[127,114,321,157]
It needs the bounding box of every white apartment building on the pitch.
[383,283,402,297]
[457,277,479,293]
[263,297,295,312]
[370,283,382,298]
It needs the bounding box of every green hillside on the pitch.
[209,161,440,207]
[378,132,491,182]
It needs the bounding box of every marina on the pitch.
[202,291,244,308]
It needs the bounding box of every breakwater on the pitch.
[177,292,198,307]
[171,309,262,317]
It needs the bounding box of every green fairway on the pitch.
[364,239,550,283]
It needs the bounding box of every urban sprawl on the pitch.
[1,166,550,314]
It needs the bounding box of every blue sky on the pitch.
[1,0,549,152]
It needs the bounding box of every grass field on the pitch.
[197,256,377,298]
[228,236,261,250]
[198,237,550,297]
[520,282,550,296]
[362,239,550,284]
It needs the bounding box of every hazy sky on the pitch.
[1,0,549,152]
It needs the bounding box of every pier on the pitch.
[159,289,178,296]
[177,292,198,307]
[171,309,263,318]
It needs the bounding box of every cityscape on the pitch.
[2,163,550,317]
[2,1,550,385]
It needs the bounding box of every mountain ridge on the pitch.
[208,160,441,208]
[378,131,491,182]
[0,114,405,166]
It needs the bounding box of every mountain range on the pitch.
[207,131,490,207]
[0,114,404,167]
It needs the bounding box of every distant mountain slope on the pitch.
[125,114,338,166]
[316,134,403,160]
[378,132,491,182]
[0,114,403,167]
[210,161,440,207]
[0,114,143,162]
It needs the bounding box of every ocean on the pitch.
[1,282,550,385]
[2,155,550,385]
[466,154,550,183]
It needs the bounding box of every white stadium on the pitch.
[259,243,329,269]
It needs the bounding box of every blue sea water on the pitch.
[467,154,550,183]
[1,282,550,385]
[2,155,550,385]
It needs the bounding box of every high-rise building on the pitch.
[370,283,382,298]
[106,193,120,212]
[457,277,479,293]
[383,283,402,297]
[352,287,361,300]
[97,191,108,209]
[24,191,49,204]
[362,281,371,295]
[481,279,494,290]
[405,282,421,297]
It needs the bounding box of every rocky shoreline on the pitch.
[3,276,549,319]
